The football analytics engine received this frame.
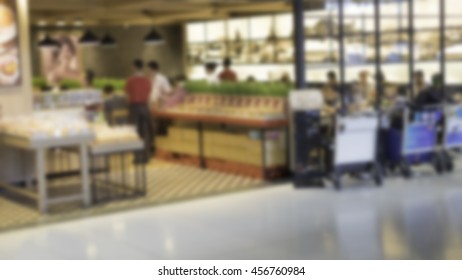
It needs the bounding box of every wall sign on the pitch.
[0,0,21,87]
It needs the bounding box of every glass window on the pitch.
[249,16,274,40]
[275,14,293,39]
[187,23,206,43]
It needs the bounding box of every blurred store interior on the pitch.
[0,0,461,259]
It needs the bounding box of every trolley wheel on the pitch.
[333,173,342,191]
[433,153,445,175]
[373,163,383,187]
[442,151,454,172]
[387,163,397,175]
[400,160,413,179]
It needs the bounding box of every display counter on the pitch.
[0,126,94,213]
[152,93,289,180]
[0,109,146,213]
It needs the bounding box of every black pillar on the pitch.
[293,0,306,89]
[337,0,346,113]
[408,0,415,99]
[439,0,446,99]
[374,0,382,110]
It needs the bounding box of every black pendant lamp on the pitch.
[144,28,164,45]
[79,30,99,46]
[38,34,60,49]
[101,33,117,48]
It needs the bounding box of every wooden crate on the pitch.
[156,149,201,167]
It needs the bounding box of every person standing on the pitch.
[358,71,374,101]
[204,62,219,85]
[218,57,238,82]
[148,61,172,108]
[322,71,341,115]
[125,59,153,163]
[413,71,429,97]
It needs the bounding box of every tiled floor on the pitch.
[0,160,261,232]
[0,165,461,259]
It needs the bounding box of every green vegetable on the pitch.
[33,77,48,89]
[60,79,82,89]
[93,78,126,92]
[183,80,292,97]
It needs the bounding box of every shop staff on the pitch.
[125,59,153,163]
[148,61,172,107]
[219,57,238,82]
[205,62,219,84]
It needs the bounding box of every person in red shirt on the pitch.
[218,57,238,82]
[125,59,153,163]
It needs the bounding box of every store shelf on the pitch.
[153,109,288,129]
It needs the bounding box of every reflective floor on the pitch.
[0,169,461,259]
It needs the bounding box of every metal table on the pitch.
[0,132,94,213]
[89,139,146,203]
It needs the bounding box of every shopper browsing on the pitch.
[103,84,116,125]
[413,74,445,107]
[219,57,238,82]
[148,61,172,108]
[358,71,374,101]
[413,71,429,97]
[349,82,369,113]
[125,59,154,163]
[322,71,341,115]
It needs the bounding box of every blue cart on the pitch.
[384,106,446,178]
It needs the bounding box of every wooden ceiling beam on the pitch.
[31,0,291,26]
[39,0,210,21]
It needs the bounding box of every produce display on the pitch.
[0,111,91,140]
[163,81,290,120]
[33,77,126,92]
[92,124,139,144]
[0,110,139,145]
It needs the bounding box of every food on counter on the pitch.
[171,81,289,120]
[92,124,139,144]
[162,94,286,120]
[0,115,91,140]
[0,110,140,145]
[36,89,103,109]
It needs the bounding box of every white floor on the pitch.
[0,171,462,259]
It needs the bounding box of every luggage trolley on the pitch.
[289,89,328,187]
[441,104,462,171]
[332,112,383,190]
[385,105,446,177]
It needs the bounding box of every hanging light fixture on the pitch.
[38,34,60,49]
[79,29,99,46]
[144,28,164,45]
[101,33,117,48]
